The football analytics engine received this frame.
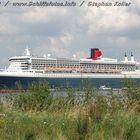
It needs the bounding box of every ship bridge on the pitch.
[7,48,32,72]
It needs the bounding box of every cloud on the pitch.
[83,6,140,37]
[32,32,73,58]
[0,0,140,67]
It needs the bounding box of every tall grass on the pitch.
[13,80,53,111]
[0,79,140,140]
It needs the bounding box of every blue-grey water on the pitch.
[0,89,125,105]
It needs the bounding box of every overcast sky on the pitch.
[0,0,140,68]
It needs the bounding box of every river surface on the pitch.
[0,89,125,104]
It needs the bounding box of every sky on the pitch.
[0,0,140,68]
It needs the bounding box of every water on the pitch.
[0,88,125,105]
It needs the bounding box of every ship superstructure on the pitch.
[7,48,139,73]
[0,48,140,89]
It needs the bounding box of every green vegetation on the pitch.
[0,80,140,140]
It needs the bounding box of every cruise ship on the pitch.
[0,48,140,89]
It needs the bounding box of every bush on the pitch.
[13,80,53,111]
[123,79,140,112]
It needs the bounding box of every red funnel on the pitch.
[93,50,102,60]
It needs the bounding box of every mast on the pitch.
[124,52,128,62]
[25,46,30,56]
[131,52,134,62]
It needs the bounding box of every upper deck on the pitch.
[5,48,140,73]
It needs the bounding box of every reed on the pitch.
[0,79,139,140]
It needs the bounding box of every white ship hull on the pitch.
[1,71,140,78]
